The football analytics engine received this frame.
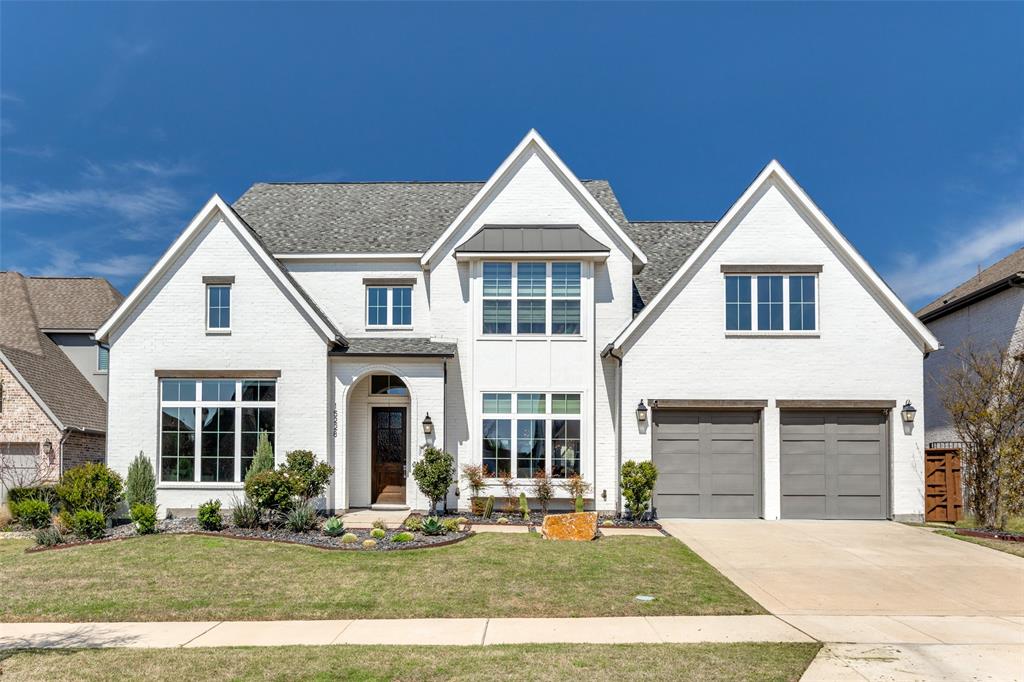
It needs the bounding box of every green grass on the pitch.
[955,515,1024,533]
[936,530,1024,558]
[0,643,820,681]
[0,533,762,622]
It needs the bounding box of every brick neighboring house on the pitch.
[0,272,123,502]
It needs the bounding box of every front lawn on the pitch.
[936,530,1024,559]
[0,533,762,621]
[0,643,820,681]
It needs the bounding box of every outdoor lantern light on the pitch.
[636,400,648,424]
[422,413,434,436]
[42,440,53,456]
[901,401,917,424]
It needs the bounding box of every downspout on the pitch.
[602,343,624,517]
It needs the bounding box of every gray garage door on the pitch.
[0,442,40,505]
[652,410,761,518]
[780,411,888,519]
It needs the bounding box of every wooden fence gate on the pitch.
[925,448,963,522]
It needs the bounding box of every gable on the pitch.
[611,161,940,354]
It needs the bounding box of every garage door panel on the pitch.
[712,494,757,517]
[656,453,700,474]
[713,453,755,475]
[657,494,700,517]
[781,474,826,495]
[836,496,883,519]
[655,439,701,456]
[838,474,882,495]
[711,439,756,455]
[782,495,827,519]
[781,453,825,476]
[837,453,881,475]
[838,439,882,456]
[712,473,756,494]
[781,440,825,456]
[659,472,700,492]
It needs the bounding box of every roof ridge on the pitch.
[247,179,609,187]
[630,220,717,224]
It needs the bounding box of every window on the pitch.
[480,391,581,478]
[482,261,582,336]
[370,375,409,396]
[97,345,109,372]
[207,285,231,330]
[725,274,818,332]
[159,378,276,483]
[366,286,413,328]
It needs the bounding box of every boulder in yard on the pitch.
[541,512,597,541]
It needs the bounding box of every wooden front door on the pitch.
[371,406,407,505]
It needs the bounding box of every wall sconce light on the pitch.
[42,440,53,456]
[422,413,434,436]
[635,400,648,424]
[901,401,917,424]
[601,489,607,501]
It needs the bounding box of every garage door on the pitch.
[780,411,888,519]
[652,410,761,518]
[0,443,40,505]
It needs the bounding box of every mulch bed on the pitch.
[956,528,1024,543]
[25,517,474,554]
[440,510,661,529]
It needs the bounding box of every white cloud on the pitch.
[4,145,57,159]
[886,209,1024,308]
[2,185,184,222]
[28,247,154,280]
[0,91,23,104]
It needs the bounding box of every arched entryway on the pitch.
[346,372,412,507]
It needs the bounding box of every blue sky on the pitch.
[1,2,1021,309]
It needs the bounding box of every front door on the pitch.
[371,406,407,505]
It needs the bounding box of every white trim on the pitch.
[420,129,647,269]
[96,195,341,344]
[0,349,66,431]
[610,160,941,354]
[455,251,609,261]
[365,284,414,330]
[205,283,232,333]
[274,253,422,261]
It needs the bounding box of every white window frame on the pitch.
[206,284,232,333]
[480,391,583,481]
[724,273,819,335]
[365,285,414,329]
[96,344,109,373]
[480,260,583,338]
[158,378,277,486]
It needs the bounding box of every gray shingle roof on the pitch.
[625,221,717,314]
[0,272,117,432]
[232,180,629,254]
[455,226,610,254]
[917,247,1024,320]
[329,337,457,357]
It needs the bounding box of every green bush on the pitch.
[10,498,52,529]
[372,518,387,530]
[71,509,106,539]
[340,532,358,544]
[34,526,64,547]
[323,516,345,537]
[496,516,509,525]
[231,498,262,529]
[519,492,529,519]
[245,430,275,484]
[411,447,455,514]
[483,495,495,519]
[244,469,293,512]
[130,503,158,535]
[124,452,156,510]
[370,527,386,539]
[8,485,58,508]
[421,516,445,536]
[281,450,333,502]
[575,496,585,513]
[403,515,423,531]
[362,539,377,549]
[283,500,318,533]
[391,531,414,543]
[442,517,460,533]
[57,463,123,517]
[621,460,659,520]
[197,500,223,531]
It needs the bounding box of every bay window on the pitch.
[482,261,582,336]
[159,378,276,483]
[481,391,581,478]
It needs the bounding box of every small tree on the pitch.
[281,450,333,503]
[245,431,275,484]
[941,342,1024,528]
[124,452,156,509]
[411,447,455,513]
[560,473,591,500]
[532,469,554,514]
[621,460,658,520]
[461,464,486,499]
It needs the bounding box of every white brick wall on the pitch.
[619,179,927,520]
[923,286,1024,446]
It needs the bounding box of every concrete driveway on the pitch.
[661,519,1024,616]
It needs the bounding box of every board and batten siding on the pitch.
[619,179,926,520]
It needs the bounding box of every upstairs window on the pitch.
[97,345,110,372]
[366,286,413,328]
[482,261,582,336]
[207,285,231,330]
[482,263,513,334]
[725,274,818,332]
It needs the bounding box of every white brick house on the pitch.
[98,130,939,520]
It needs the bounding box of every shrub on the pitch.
[323,516,345,537]
[130,503,158,534]
[370,527,386,539]
[421,516,445,536]
[496,516,509,525]
[8,485,58,508]
[621,460,659,520]
[461,464,486,499]
[340,532,358,544]
[519,492,529,520]
[362,539,377,549]
[372,518,388,530]
[57,463,123,517]
[71,509,106,539]
[442,517,460,533]
[392,531,414,543]
[245,469,293,512]
[499,470,517,513]
[483,495,494,519]
[231,498,262,529]
[197,500,223,531]
[284,500,318,533]
[575,496,585,513]
[54,510,72,535]
[601,518,615,527]
[412,447,455,514]
[532,470,554,514]
[34,526,64,547]
[124,452,156,510]
[456,516,468,526]
[281,450,333,502]
[245,430,275,484]
[403,515,423,531]
[10,498,51,529]
[561,473,591,501]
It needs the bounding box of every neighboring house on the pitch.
[98,130,939,520]
[918,247,1024,448]
[0,272,124,502]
